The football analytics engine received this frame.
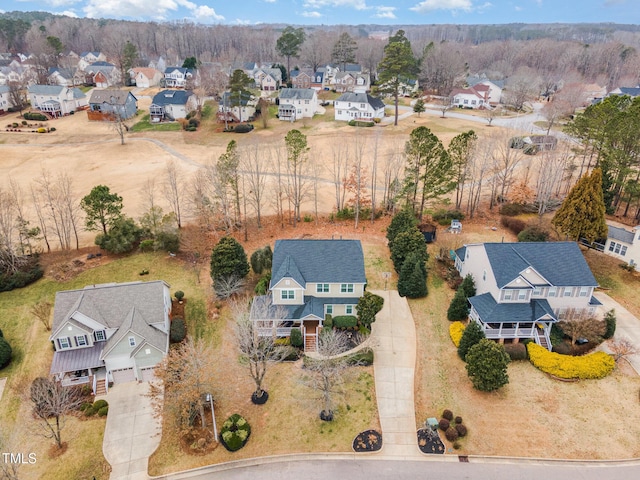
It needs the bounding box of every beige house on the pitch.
[49,281,172,394]
[129,67,163,87]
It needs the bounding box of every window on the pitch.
[340,283,354,293]
[281,290,295,299]
[58,337,71,349]
[464,99,469,104]
[503,290,513,300]
[316,283,330,293]
[579,287,589,297]
[518,290,527,300]
[471,100,477,105]
[563,288,573,297]
[346,305,354,315]
[128,336,136,347]
[621,246,628,256]
[548,287,557,297]
[94,330,106,341]
[75,335,87,347]
[533,287,542,297]
[325,305,333,315]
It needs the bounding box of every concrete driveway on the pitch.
[594,292,640,374]
[102,382,162,480]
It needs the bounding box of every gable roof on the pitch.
[451,85,488,100]
[28,84,65,95]
[270,239,366,289]
[151,89,194,106]
[131,67,161,78]
[48,67,76,79]
[278,88,316,101]
[164,66,193,76]
[336,92,384,110]
[483,242,597,288]
[101,306,167,358]
[89,89,136,105]
[469,293,557,324]
[613,87,640,97]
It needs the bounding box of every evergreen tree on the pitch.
[386,208,418,249]
[332,32,357,71]
[460,274,476,298]
[390,227,427,273]
[448,130,477,210]
[413,98,425,116]
[80,185,124,235]
[552,168,608,243]
[458,321,486,361]
[397,251,427,298]
[182,56,199,70]
[210,236,250,283]
[465,339,510,392]
[447,287,469,321]
[0,336,12,369]
[276,26,305,84]
[357,291,384,328]
[95,217,141,254]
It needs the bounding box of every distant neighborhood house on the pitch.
[334,92,385,122]
[278,88,318,121]
[150,89,196,121]
[27,84,88,117]
[451,84,490,109]
[129,67,163,88]
[163,67,194,88]
[604,222,640,270]
[88,89,138,121]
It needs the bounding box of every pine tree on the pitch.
[413,98,425,116]
[460,274,476,298]
[447,287,469,321]
[210,236,250,282]
[552,168,608,243]
[390,227,427,273]
[397,252,427,298]
[465,339,510,392]
[458,321,486,361]
[386,208,417,248]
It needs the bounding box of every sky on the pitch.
[2,0,639,26]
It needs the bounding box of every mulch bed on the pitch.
[171,299,186,319]
[352,429,382,452]
[417,428,445,454]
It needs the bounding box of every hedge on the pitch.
[449,321,465,347]
[527,343,615,379]
[332,315,358,329]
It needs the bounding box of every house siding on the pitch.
[107,331,144,357]
[53,323,94,350]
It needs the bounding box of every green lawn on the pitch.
[130,113,182,132]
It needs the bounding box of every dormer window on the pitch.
[75,335,88,347]
[58,337,71,349]
[94,330,106,342]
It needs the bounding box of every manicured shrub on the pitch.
[527,343,615,379]
[466,339,511,392]
[442,409,454,421]
[332,315,358,329]
[454,416,463,424]
[37,127,47,133]
[93,399,108,410]
[397,251,428,299]
[98,406,109,416]
[603,309,616,339]
[500,216,526,235]
[445,426,459,442]
[458,321,486,361]
[447,287,469,321]
[357,291,384,328]
[0,337,12,369]
[347,348,374,366]
[438,418,450,431]
[459,274,476,298]
[323,315,333,329]
[290,327,303,348]
[518,226,550,242]
[504,342,528,361]
[233,123,254,133]
[220,413,251,452]
[84,406,96,416]
[79,402,92,412]
[139,239,154,252]
[170,318,186,343]
[455,424,468,437]
[174,290,185,301]
[449,321,466,347]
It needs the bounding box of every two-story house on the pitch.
[334,92,385,122]
[333,72,370,93]
[150,89,197,121]
[49,281,172,394]
[291,70,312,89]
[85,61,121,87]
[163,67,195,88]
[88,89,138,121]
[77,51,106,71]
[218,91,256,123]
[0,85,13,112]
[27,84,88,117]
[129,67,163,88]
[310,70,326,91]
[251,239,366,351]
[603,222,640,270]
[278,88,318,121]
[254,68,282,91]
[454,242,600,350]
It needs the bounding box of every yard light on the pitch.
[205,393,218,442]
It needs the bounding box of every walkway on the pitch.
[102,382,162,480]
[369,289,420,458]
[594,292,640,374]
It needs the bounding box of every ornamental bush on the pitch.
[170,318,186,343]
[527,343,615,379]
[438,418,450,431]
[458,321,485,361]
[332,315,358,329]
[449,321,465,347]
[445,426,459,442]
[503,342,528,361]
[93,399,108,410]
[290,327,303,348]
[465,339,511,392]
[603,309,616,339]
[455,424,468,437]
[442,409,454,421]
[0,336,12,369]
[98,406,109,416]
[220,413,251,452]
[447,287,469,321]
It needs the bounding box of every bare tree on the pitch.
[163,160,184,229]
[344,135,370,229]
[439,95,452,118]
[109,111,129,145]
[329,140,350,213]
[609,338,638,365]
[7,81,28,115]
[466,139,493,218]
[284,129,310,227]
[233,297,291,404]
[535,147,574,215]
[381,140,405,213]
[30,377,82,449]
[56,172,81,250]
[558,317,606,346]
[31,301,52,331]
[504,68,541,111]
[490,131,524,208]
[241,142,269,229]
[213,275,245,299]
[484,105,501,126]
[30,184,51,253]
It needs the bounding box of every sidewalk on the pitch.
[369,290,421,458]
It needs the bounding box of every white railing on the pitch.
[256,327,294,337]
[483,327,535,339]
[61,376,89,387]
[92,375,97,395]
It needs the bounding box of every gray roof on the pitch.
[48,67,76,79]
[50,343,105,375]
[279,88,316,101]
[0,85,8,94]
[72,87,85,99]
[270,239,366,289]
[469,293,557,324]
[89,89,136,105]
[455,246,466,262]
[336,92,384,110]
[607,225,634,244]
[151,89,194,106]
[614,87,640,97]
[28,84,65,95]
[483,242,598,288]
[51,281,169,353]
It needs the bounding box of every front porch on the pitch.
[50,343,107,394]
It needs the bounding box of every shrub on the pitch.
[603,309,616,339]
[37,127,47,133]
[290,327,303,348]
[0,257,44,292]
[84,406,96,416]
[79,402,92,412]
[500,203,525,216]
[254,275,270,295]
[21,120,27,126]
[518,226,549,242]
[170,318,186,343]
[0,337,12,369]
[23,112,47,121]
[98,406,109,416]
[449,322,465,347]
[509,136,525,149]
[347,348,374,366]
[438,418,450,431]
[356,291,384,329]
[220,413,251,452]
[527,343,615,379]
[332,315,358,329]
[454,416,462,424]
[348,120,355,126]
[139,239,154,252]
[50,127,56,132]
[458,321,485,361]
[455,424,468,437]
[397,251,428,298]
[432,209,465,226]
[233,123,254,133]
[93,399,108,410]
[447,287,469,321]
[500,216,527,235]
[175,290,185,301]
[504,342,528,361]
[324,315,333,329]
[442,409,454,421]
[445,426,459,442]
[188,118,200,127]
[466,339,511,392]
[460,274,476,298]
[303,214,313,222]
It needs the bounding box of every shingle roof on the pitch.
[278,88,316,100]
[607,225,634,244]
[151,90,194,106]
[270,239,366,288]
[71,87,85,99]
[28,84,65,95]
[616,87,640,97]
[469,293,557,324]
[50,343,105,375]
[89,89,135,105]
[48,67,75,79]
[101,306,167,358]
[483,242,597,288]
[335,92,384,110]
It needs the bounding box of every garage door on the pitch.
[111,367,135,384]
[140,366,157,383]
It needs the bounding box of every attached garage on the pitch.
[111,367,135,384]
[140,366,157,382]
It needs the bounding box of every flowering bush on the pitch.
[220,413,251,451]
[527,343,615,379]
[449,321,465,347]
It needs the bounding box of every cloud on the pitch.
[374,6,396,19]
[410,0,473,13]
[303,0,368,11]
[235,18,252,25]
[61,10,79,17]
[301,11,323,17]
[83,0,223,21]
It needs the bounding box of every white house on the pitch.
[150,89,197,121]
[27,84,88,117]
[49,281,172,393]
[334,92,385,122]
[218,91,256,123]
[163,67,195,88]
[78,51,106,71]
[278,88,318,121]
[467,77,504,105]
[0,85,13,111]
[603,222,640,269]
[254,68,282,91]
[451,84,490,109]
[454,242,600,350]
